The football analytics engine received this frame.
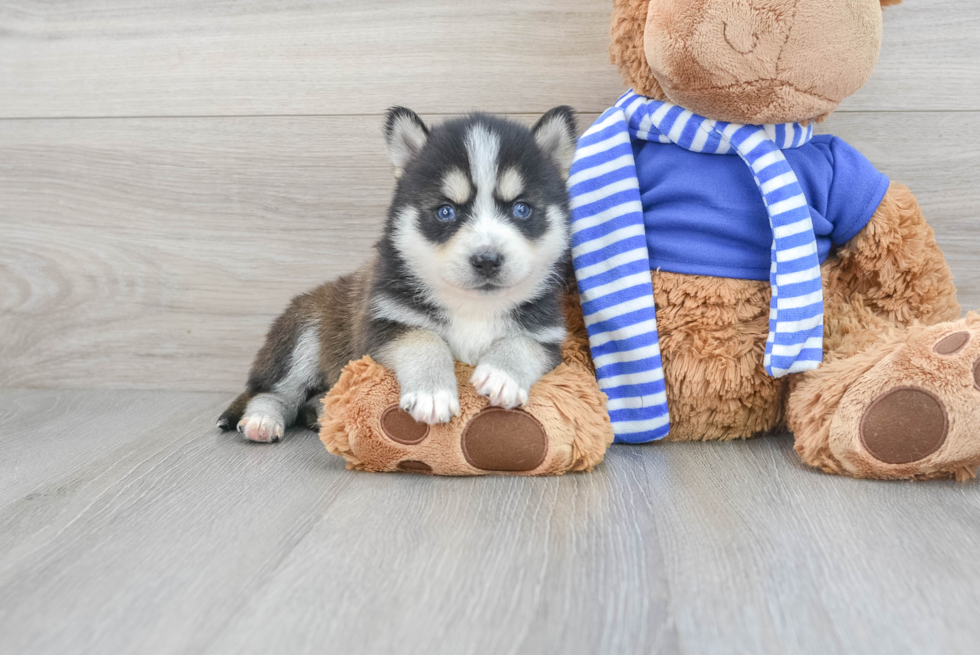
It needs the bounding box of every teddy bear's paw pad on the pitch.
[460,407,547,472]
[395,460,433,474]
[380,405,430,445]
[860,387,949,464]
[973,358,980,391]
[934,331,971,355]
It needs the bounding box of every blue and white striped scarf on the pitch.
[569,90,824,443]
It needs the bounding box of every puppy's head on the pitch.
[383,106,577,310]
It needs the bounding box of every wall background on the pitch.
[2,0,978,392]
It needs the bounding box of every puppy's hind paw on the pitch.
[471,365,529,409]
[237,414,285,443]
[400,389,460,425]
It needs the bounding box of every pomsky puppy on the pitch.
[218,106,578,441]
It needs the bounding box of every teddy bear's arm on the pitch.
[821,182,960,361]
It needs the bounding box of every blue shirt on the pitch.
[633,135,891,281]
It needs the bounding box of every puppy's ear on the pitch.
[384,107,429,178]
[533,106,578,172]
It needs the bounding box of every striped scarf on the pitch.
[568,90,824,443]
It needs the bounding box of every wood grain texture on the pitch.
[0,112,562,392]
[0,114,389,393]
[2,111,979,392]
[0,0,977,119]
[0,389,978,655]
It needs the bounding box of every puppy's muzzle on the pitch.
[470,251,504,279]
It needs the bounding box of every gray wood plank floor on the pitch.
[1,388,978,655]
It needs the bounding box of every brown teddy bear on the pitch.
[322,0,980,480]
[582,0,979,480]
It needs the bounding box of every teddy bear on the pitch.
[321,0,980,481]
[569,0,979,480]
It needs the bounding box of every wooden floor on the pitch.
[3,2,980,653]
[0,389,977,655]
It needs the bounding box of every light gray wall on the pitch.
[1,0,978,392]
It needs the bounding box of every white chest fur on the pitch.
[438,313,510,365]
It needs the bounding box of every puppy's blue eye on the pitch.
[512,202,532,220]
[436,205,456,222]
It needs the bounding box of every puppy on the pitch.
[218,106,578,442]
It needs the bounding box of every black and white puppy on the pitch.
[218,106,578,441]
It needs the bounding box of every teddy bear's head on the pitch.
[611,0,900,124]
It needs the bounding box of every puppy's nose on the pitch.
[470,251,504,278]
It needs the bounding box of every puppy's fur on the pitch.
[218,107,578,442]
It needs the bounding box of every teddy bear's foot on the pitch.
[378,405,549,474]
[790,314,980,480]
[319,357,614,476]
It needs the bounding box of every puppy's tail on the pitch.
[216,391,251,431]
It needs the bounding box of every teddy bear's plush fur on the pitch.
[322,0,980,480]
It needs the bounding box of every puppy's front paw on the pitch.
[471,364,529,409]
[237,414,284,443]
[400,388,461,425]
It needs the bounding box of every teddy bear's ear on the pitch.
[881,0,901,6]
[533,106,578,172]
[384,106,429,178]
[610,0,664,99]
